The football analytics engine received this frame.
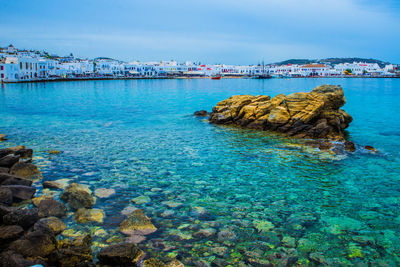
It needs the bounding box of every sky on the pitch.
[0,0,399,64]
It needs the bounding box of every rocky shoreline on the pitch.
[0,135,183,267]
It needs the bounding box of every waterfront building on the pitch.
[334,62,382,75]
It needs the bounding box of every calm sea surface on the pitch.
[1,78,400,265]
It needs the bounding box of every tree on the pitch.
[344,69,352,75]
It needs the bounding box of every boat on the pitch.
[255,60,272,79]
[211,75,221,80]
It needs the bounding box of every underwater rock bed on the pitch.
[0,135,181,267]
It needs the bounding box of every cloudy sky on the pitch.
[1,0,399,64]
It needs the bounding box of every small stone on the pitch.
[95,188,116,198]
[125,234,146,244]
[38,199,67,218]
[43,180,64,189]
[193,228,216,238]
[168,259,185,267]
[161,200,183,208]
[194,110,208,116]
[2,208,39,229]
[10,162,42,180]
[160,209,175,218]
[34,217,66,234]
[0,225,24,242]
[60,183,95,210]
[32,195,54,206]
[52,178,71,189]
[210,246,228,256]
[97,242,143,265]
[119,209,157,235]
[9,230,57,257]
[121,205,138,216]
[2,185,36,202]
[364,145,377,152]
[344,141,356,152]
[282,236,296,248]
[143,258,167,267]
[217,229,237,242]
[132,195,151,204]
[253,220,274,232]
[75,208,105,223]
[0,134,6,141]
[48,150,61,154]
[309,252,327,264]
[0,187,13,205]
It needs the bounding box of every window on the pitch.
[0,66,3,70]
[1,74,4,79]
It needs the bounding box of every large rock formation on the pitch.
[208,85,352,140]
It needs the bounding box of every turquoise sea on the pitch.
[1,78,400,266]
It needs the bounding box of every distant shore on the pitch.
[1,75,399,84]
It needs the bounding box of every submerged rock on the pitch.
[75,208,105,223]
[194,110,208,116]
[60,183,95,210]
[119,209,157,236]
[0,134,6,141]
[49,234,93,266]
[94,188,115,198]
[143,258,167,267]
[364,145,377,153]
[43,180,64,189]
[208,85,352,140]
[97,242,143,265]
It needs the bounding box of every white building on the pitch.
[334,62,382,75]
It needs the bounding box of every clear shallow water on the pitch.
[0,79,400,266]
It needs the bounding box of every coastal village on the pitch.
[0,44,399,83]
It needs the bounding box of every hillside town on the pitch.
[0,44,398,83]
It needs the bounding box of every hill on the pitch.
[273,58,391,67]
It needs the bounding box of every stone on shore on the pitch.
[119,209,157,236]
[3,207,40,229]
[0,187,13,205]
[34,217,66,234]
[208,85,353,140]
[0,155,20,168]
[48,234,93,266]
[2,185,36,202]
[0,167,9,173]
[97,242,144,265]
[9,230,57,258]
[60,183,95,210]
[75,208,105,223]
[38,199,67,218]
[0,173,33,186]
[0,225,24,245]
[10,162,42,180]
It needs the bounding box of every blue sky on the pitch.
[0,0,399,64]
